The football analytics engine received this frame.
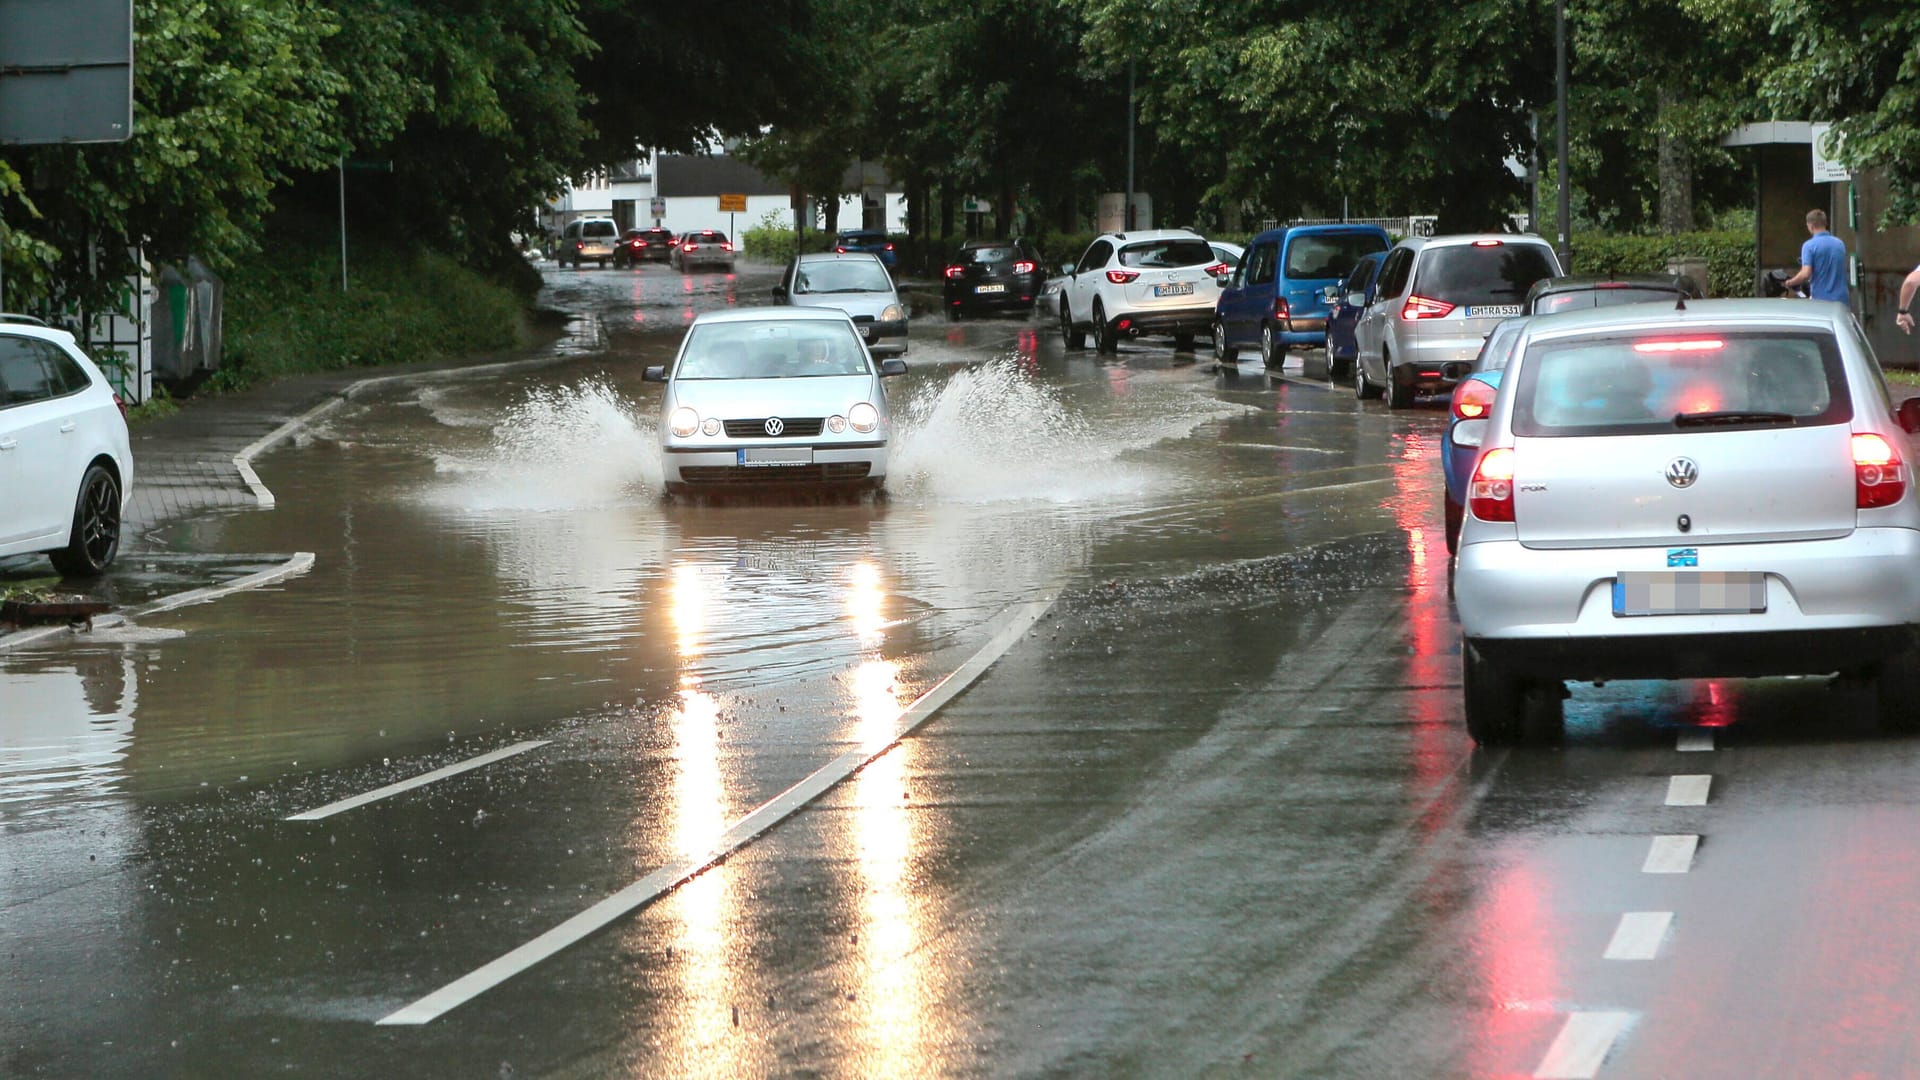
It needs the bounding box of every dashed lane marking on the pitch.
[1602,912,1673,961]
[1642,834,1699,874]
[1675,730,1714,752]
[1665,774,1712,806]
[376,595,1056,1026]
[285,740,551,821]
[1534,1011,1633,1079]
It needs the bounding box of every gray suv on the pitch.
[1353,234,1561,407]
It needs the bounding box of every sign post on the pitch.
[650,196,666,224]
[718,193,746,241]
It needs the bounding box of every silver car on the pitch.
[1354,234,1561,408]
[774,252,909,357]
[1454,299,1920,744]
[644,308,905,494]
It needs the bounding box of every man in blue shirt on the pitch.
[1784,208,1850,305]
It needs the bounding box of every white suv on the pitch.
[1058,230,1226,353]
[0,318,133,576]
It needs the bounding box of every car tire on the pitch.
[1326,351,1347,388]
[49,464,121,578]
[1444,496,1464,556]
[1213,322,1239,364]
[1876,637,1920,732]
[1174,333,1196,352]
[1092,302,1117,354]
[1060,303,1086,350]
[1261,323,1279,368]
[1354,356,1383,400]
[1386,367,1415,409]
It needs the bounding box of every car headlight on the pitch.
[669,407,700,438]
[827,415,847,433]
[701,417,721,436]
[849,402,880,433]
[880,304,905,323]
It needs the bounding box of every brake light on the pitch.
[683,242,699,251]
[884,243,895,252]
[1472,239,1503,247]
[836,246,848,253]
[575,241,584,250]
[1402,295,1454,320]
[1469,447,1516,522]
[1107,269,1140,284]
[112,392,127,422]
[722,243,734,252]
[1634,338,1725,353]
[944,265,966,280]
[1854,433,1907,508]
[1013,261,1035,275]
[1205,262,1231,278]
[1273,297,1291,320]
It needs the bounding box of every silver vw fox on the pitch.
[644,308,905,494]
[1454,299,1920,744]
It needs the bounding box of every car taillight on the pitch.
[1013,261,1035,275]
[1854,432,1907,508]
[944,265,966,280]
[1469,447,1516,523]
[1472,239,1503,248]
[1107,269,1140,284]
[1450,378,1497,420]
[1205,262,1231,278]
[884,243,895,251]
[575,241,584,250]
[113,392,127,422]
[683,242,699,251]
[1402,294,1455,320]
[722,243,734,252]
[1273,297,1291,319]
[836,246,848,253]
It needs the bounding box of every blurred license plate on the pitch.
[738,448,813,467]
[1154,282,1195,297]
[975,284,1005,294]
[1466,304,1522,317]
[1612,572,1766,617]
[858,325,872,339]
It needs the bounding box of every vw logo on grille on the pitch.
[764,417,785,436]
[1665,457,1699,489]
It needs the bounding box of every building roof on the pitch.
[657,155,788,198]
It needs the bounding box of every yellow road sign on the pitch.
[718,193,748,213]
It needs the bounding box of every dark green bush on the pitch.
[1570,230,1755,298]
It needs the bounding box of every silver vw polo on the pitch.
[1454,299,1920,744]
[645,308,905,494]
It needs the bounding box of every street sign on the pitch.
[0,0,133,144]
[963,196,988,214]
[1811,122,1850,183]
[649,196,666,220]
[718,193,747,213]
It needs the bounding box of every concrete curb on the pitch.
[0,552,316,654]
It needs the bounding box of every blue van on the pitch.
[1212,223,1392,365]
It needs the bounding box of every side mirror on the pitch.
[772,285,787,299]
[642,365,667,383]
[1898,398,1920,435]
[1060,263,1075,276]
[1452,419,1488,449]
[1322,285,1341,303]
[879,359,908,377]
[1347,292,1366,308]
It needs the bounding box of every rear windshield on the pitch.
[580,220,617,238]
[1511,331,1852,437]
[795,259,893,294]
[675,321,870,380]
[1285,232,1389,279]
[685,231,729,243]
[1118,239,1215,269]
[1532,286,1681,315]
[1415,243,1558,306]
[839,232,884,244]
[961,247,1017,264]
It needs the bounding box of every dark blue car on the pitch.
[1322,251,1386,385]
[1212,223,1391,366]
[835,229,897,268]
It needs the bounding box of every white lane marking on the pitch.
[0,552,316,654]
[1534,1011,1633,1079]
[1665,774,1712,806]
[1602,911,1673,960]
[286,740,550,821]
[1642,834,1699,874]
[377,596,1056,1026]
[1676,730,1714,752]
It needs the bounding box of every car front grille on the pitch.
[680,463,872,486]
[722,418,825,438]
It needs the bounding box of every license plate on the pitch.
[859,325,872,339]
[1154,282,1195,297]
[1612,572,1767,617]
[738,447,813,467]
[1466,304,1522,318]
[975,284,1006,294]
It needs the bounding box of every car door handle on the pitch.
[59,422,77,433]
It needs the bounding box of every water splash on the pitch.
[433,378,660,511]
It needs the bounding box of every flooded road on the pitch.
[9,262,1920,1077]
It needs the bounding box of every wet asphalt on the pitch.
[6,262,1920,1077]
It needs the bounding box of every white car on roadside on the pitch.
[1057,229,1228,353]
[0,317,133,576]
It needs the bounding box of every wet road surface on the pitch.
[7,261,1920,1076]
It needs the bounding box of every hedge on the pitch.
[1569,230,1755,298]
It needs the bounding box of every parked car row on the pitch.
[553,218,736,272]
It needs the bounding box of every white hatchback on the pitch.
[1454,300,1920,743]
[1058,230,1227,353]
[0,319,134,576]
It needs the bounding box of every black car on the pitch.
[614,226,674,267]
[941,239,1043,319]
[1524,273,1703,314]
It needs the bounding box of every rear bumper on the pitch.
[1279,317,1328,347]
[1469,626,1920,681]
[1111,305,1216,337]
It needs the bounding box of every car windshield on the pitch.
[794,260,893,294]
[1286,233,1388,279]
[675,322,871,380]
[1416,243,1558,306]
[1474,319,1528,373]
[1511,330,1851,436]
[1532,286,1682,314]
[1118,239,1214,269]
[961,247,1016,264]
[580,221,617,238]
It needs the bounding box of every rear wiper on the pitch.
[1672,410,1796,427]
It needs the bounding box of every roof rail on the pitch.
[0,313,49,327]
